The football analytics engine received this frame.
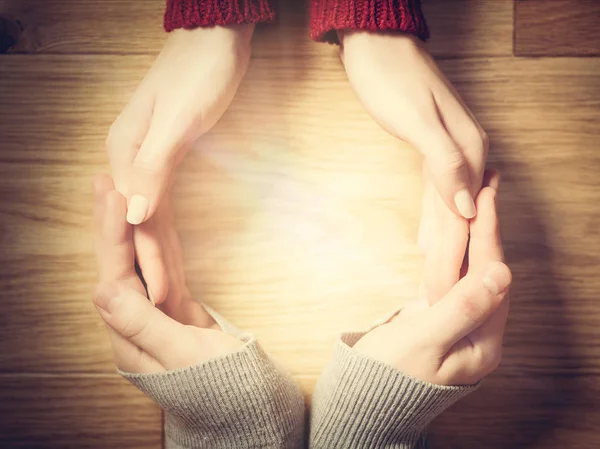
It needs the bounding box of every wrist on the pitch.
[170,23,255,52]
[339,29,420,48]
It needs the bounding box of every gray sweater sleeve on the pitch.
[310,331,479,449]
[120,309,306,449]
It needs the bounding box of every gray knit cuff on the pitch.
[120,310,305,449]
[310,332,479,449]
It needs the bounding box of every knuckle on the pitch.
[474,345,503,373]
[464,126,489,156]
[457,293,488,324]
[445,151,468,173]
[431,149,468,176]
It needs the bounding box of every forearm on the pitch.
[165,0,277,32]
[121,309,305,449]
[309,0,429,44]
[309,332,477,448]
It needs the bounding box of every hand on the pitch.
[353,174,510,385]
[106,25,253,305]
[338,31,488,220]
[92,175,242,373]
[106,24,254,225]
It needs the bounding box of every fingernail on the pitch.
[454,189,476,219]
[126,194,149,225]
[94,283,119,313]
[482,263,511,296]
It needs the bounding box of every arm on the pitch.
[310,172,510,448]
[309,0,428,44]
[310,1,488,289]
[122,309,306,449]
[165,0,277,31]
[109,0,278,304]
[310,333,475,449]
[92,175,305,449]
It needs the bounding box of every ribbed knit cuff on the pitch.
[120,309,305,449]
[164,0,277,32]
[310,332,478,449]
[310,0,429,44]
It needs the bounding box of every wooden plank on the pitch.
[431,373,600,449]
[515,0,600,56]
[0,374,162,448]
[0,0,513,57]
[0,53,423,375]
[2,54,600,388]
[2,52,600,447]
[424,0,514,57]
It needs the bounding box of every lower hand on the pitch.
[353,173,510,385]
[92,175,242,373]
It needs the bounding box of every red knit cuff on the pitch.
[310,0,429,44]
[164,0,277,32]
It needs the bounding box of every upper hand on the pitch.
[338,30,488,220]
[92,175,243,374]
[106,24,255,226]
[353,174,510,385]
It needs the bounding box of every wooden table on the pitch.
[1,1,599,447]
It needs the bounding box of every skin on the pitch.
[93,175,242,374]
[106,24,255,305]
[354,172,511,385]
[338,30,488,220]
[104,27,494,374]
[93,173,509,386]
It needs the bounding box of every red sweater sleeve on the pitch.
[310,0,429,44]
[164,0,276,32]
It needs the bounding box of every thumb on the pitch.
[424,261,512,352]
[413,124,476,219]
[126,120,186,225]
[94,282,195,369]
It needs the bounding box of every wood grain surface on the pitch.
[1,0,600,448]
[515,0,600,56]
[0,374,162,448]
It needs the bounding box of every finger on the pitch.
[93,174,115,222]
[466,170,509,363]
[93,282,165,373]
[106,91,154,196]
[93,174,115,244]
[126,115,186,225]
[92,178,163,373]
[134,221,169,305]
[482,169,500,192]
[98,189,139,284]
[413,122,476,220]
[468,177,503,273]
[97,303,165,375]
[94,282,197,370]
[432,84,488,196]
[423,189,469,304]
[425,261,512,352]
[93,175,115,274]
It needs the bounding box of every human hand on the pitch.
[353,175,510,385]
[92,175,242,374]
[106,24,255,226]
[338,31,488,220]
